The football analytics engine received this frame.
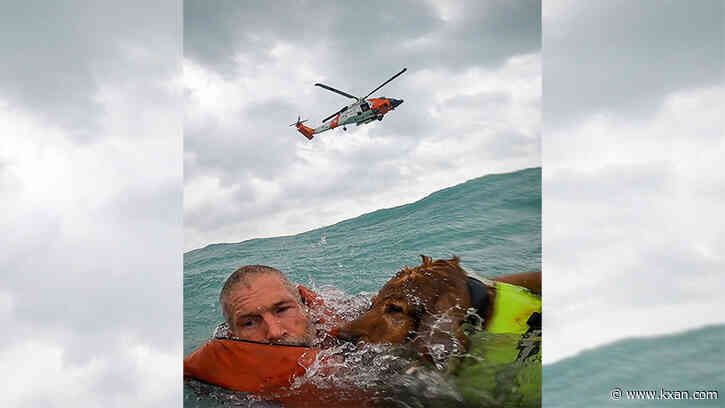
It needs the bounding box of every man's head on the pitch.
[219,265,314,346]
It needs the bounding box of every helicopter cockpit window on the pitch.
[360,102,370,112]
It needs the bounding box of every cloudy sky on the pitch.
[543,0,724,364]
[1,1,181,407]
[3,1,723,405]
[183,0,542,252]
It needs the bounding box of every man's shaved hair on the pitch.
[219,265,301,326]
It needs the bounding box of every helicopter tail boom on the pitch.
[297,123,315,140]
[289,115,315,140]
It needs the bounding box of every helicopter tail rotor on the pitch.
[288,115,309,127]
[290,115,315,140]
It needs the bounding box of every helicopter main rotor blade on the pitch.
[314,83,359,100]
[362,68,407,100]
[322,107,345,123]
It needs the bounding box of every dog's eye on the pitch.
[385,304,404,314]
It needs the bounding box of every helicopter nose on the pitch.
[390,98,403,108]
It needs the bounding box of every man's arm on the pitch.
[493,271,541,294]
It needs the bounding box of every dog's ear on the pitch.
[413,292,469,368]
[419,254,432,266]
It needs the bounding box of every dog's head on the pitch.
[337,255,472,364]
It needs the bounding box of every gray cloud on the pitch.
[1,1,181,406]
[183,0,542,251]
[545,0,724,127]
[184,1,540,78]
[0,1,179,143]
[184,116,301,184]
[486,129,540,159]
[542,1,725,363]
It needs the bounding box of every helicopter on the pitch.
[290,68,406,140]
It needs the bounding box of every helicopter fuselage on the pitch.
[313,97,403,134]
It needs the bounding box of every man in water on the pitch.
[185,262,540,398]
[218,263,540,348]
[218,265,316,346]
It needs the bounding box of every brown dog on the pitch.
[336,255,477,365]
[336,255,541,366]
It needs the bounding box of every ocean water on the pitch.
[543,324,725,407]
[184,167,542,407]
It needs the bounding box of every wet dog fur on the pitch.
[336,255,490,365]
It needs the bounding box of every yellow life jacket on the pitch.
[486,281,541,334]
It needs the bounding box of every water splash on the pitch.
[189,285,541,407]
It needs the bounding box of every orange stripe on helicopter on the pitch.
[331,113,340,129]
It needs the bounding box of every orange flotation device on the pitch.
[183,338,320,394]
[183,286,343,399]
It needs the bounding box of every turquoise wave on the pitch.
[544,324,725,407]
[184,167,541,406]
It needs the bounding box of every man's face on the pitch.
[224,274,314,346]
